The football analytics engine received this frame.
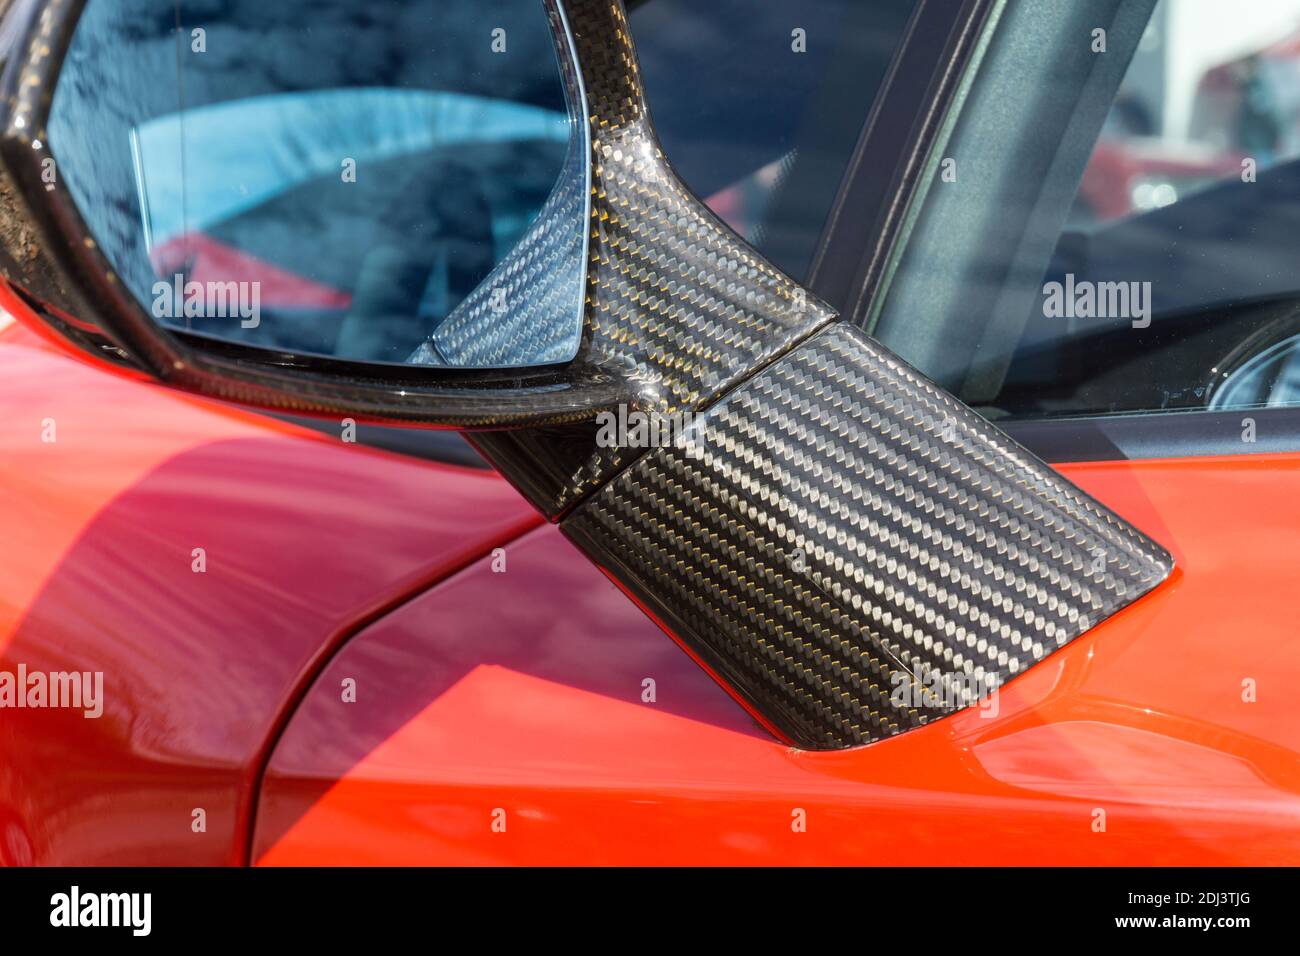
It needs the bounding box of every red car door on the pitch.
[0,316,539,864]
[249,453,1300,865]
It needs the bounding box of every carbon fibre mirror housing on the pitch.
[0,0,829,431]
[0,0,1173,749]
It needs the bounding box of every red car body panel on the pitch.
[0,319,540,864]
[251,455,1300,865]
[3,291,1300,865]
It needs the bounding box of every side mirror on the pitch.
[0,0,1173,749]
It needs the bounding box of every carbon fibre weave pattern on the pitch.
[470,0,833,515]
[560,0,831,405]
[5,0,1177,753]
[410,0,589,369]
[562,323,1174,749]
[420,134,586,367]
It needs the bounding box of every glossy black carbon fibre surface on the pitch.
[471,0,834,514]
[413,130,588,368]
[562,323,1174,749]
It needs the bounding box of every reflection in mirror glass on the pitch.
[48,0,589,368]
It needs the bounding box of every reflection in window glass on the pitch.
[887,0,1300,420]
[1069,0,1300,229]
[1017,0,1300,416]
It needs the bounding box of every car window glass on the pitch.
[884,0,1300,419]
[629,0,916,283]
[1024,0,1300,417]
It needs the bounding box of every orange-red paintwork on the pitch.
[252,455,1300,864]
[0,316,539,864]
[2,286,1298,865]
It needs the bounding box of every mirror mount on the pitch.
[0,0,832,440]
[0,0,1174,751]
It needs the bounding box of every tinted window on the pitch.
[1015,0,1300,416]
[630,0,916,282]
[881,0,1300,419]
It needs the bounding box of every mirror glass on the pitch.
[47,0,589,368]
